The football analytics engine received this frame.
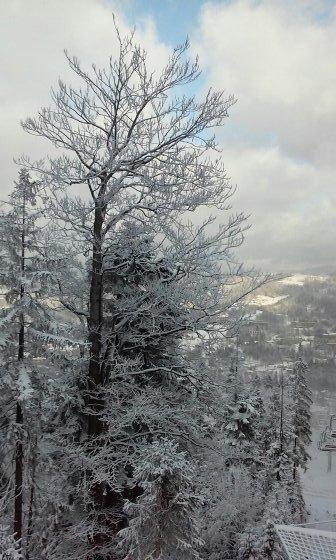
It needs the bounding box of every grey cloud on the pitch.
[2,0,335,275]
[193,0,336,272]
[0,0,169,196]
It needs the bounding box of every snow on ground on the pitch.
[278,274,308,286]
[248,294,288,306]
[301,393,336,522]
[278,274,327,286]
[302,429,336,521]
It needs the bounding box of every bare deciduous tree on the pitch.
[20,27,266,559]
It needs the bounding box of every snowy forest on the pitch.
[0,29,313,560]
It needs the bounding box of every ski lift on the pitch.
[329,414,336,437]
[318,414,336,451]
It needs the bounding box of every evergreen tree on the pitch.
[0,169,40,548]
[0,170,83,559]
[43,222,220,560]
[290,358,312,480]
[119,439,203,560]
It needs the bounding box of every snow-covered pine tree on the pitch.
[222,344,262,454]
[201,456,266,560]
[0,525,22,560]
[0,170,85,559]
[251,486,291,560]
[199,348,266,560]
[224,394,260,448]
[0,169,40,549]
[200,357,309,560]
[52,222,221,559]
[259,384,290,488]
[290,358,312,480]
[118,438,203,560]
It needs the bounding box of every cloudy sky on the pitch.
[1,0,336,273]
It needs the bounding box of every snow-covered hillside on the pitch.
[279,274,328,286]
[249,294,288,306]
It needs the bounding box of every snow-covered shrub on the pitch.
[0,527,22,560]
[119,438,203,560]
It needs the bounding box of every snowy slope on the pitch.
[302,393,336,522]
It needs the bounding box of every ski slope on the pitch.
[302,396,336,522]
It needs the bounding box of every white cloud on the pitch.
[0,0,170,195]
[1,0,336,273]
[196,0,336,164]
[222,143,335,271]
[192,0,336,272]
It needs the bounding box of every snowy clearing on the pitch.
[249,294,288,306]
[279,274,327,286]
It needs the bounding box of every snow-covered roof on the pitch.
[275,523,336,560]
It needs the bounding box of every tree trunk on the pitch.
[88,197,105,438]
[87,186,118,556]
[14,401,23,543]
[292,437,297,481]
[14,208,26,545]
[26,435,37,560]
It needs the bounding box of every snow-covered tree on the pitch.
[222,343,263,456]
[200,357,310,560]
[119,438,203,560]
[0,170,85,559]
[18,25,269,559]
[0,169,40,548]
[201,459,265,560]
[290,358,312,480]
[224,394,261,448]
[0,525,22,560]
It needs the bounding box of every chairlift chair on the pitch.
[329,414,336,437]
[318,414,336,451]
